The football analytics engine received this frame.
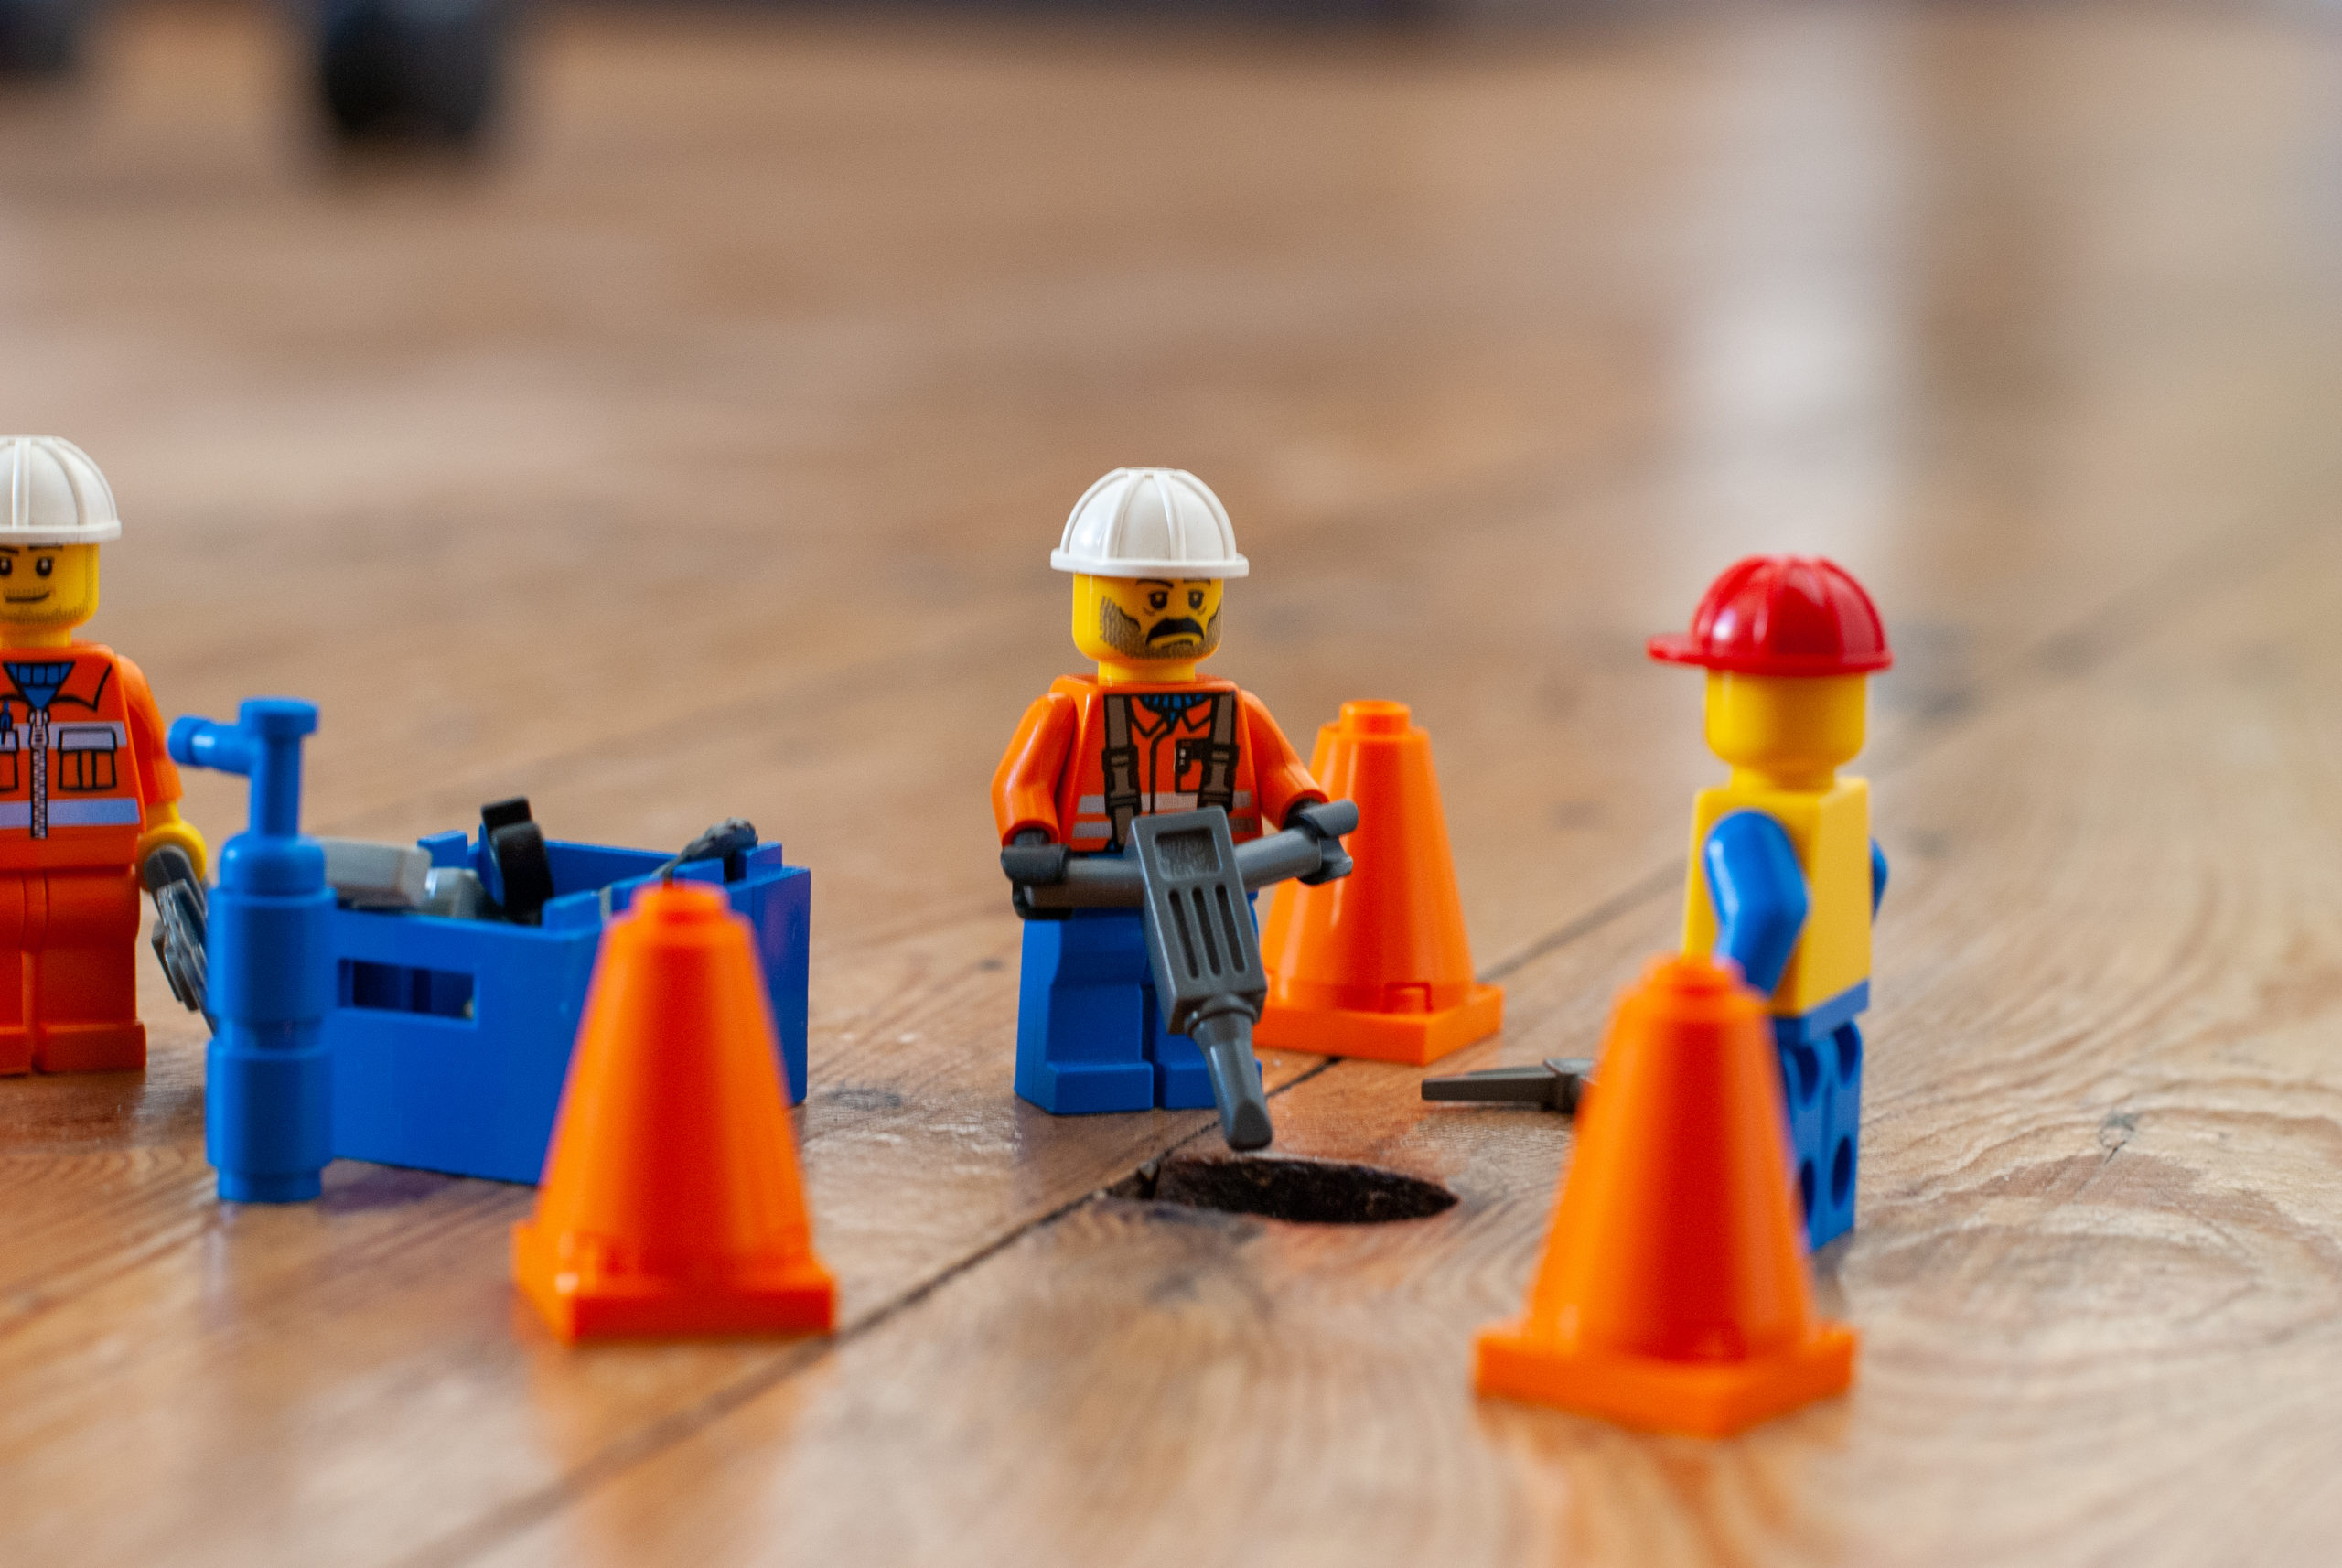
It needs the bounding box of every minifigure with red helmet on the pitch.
[1649,555,1891,1251]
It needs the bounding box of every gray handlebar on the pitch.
[1015,800,1359,911]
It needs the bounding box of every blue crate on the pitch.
[326,832,810,1185]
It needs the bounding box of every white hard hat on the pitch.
[1051,467,1248,579]
[2,437,122,544]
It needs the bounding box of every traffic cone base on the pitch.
[1475,1318,1855,1438]
[513,1226,836,1343]
[1256,980,1501,1065]
[1261,701,1501,1066]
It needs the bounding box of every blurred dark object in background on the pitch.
[0,0,1900,150]
[0,0,510,145]
[318,0,510,143]
[0,0,91,73]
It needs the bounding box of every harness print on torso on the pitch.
[1100,691,1239,850]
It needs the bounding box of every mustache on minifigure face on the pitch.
[1100,598,1221,660]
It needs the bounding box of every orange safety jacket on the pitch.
[0,644,181,873]
[994,675,1325,852]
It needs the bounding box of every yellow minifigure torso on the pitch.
[1681,776,1871,1017]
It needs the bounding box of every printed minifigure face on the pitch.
[0,543,99,634]
[1070,574,1225,668]
[1703,671,1866,782]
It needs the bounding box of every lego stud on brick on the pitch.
[513,879,834,1342]
[1474,954,1855,1436]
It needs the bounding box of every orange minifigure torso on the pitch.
[0,644,180,872]
[992,675,1323,852]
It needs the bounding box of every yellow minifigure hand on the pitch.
[136,801,209,884]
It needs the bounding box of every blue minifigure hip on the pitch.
[1014,895,1257,1119]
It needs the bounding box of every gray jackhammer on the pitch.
[1002,800,1359,1151]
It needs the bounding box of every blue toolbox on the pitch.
[171,698,810,1197]
[328,831,810,1186]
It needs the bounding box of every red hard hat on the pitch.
[1648,556,1892,677]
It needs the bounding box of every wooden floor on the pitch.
[5,1,2342,1563]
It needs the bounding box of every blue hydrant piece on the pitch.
[170,699,335,1204]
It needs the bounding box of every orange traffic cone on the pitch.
[1475,954,1854,1435]
[1256,701,1501,1065]
[513,880,836,1342]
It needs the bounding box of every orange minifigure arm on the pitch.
[117,654,183,810]
[993,690,1078,844]
[1241,691,1327,830]
[119,654,207,880]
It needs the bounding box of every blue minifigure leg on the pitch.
[1774,1026,1829,1239]
[1774,1013,1864,1252]
[1015,909,1158,1114]
[1813,1020,1864,1250]
[1148,1019,1215,1110]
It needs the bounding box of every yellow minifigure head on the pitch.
[1702,671,1866,789]
[1070,574,1224,675]
[1051,467,1250,685]
[0,543,101,640]
[0,437,122,649]
[1649,555,1894,789]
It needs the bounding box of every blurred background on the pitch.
[2,0,2339,985]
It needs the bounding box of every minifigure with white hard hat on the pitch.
[991,468,1330,1117]
[0,437,205,1075]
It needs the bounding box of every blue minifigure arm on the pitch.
[1871,838,1888,918]
[1702,811,1809,996]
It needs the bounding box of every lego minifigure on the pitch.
[1649,555,1891,1251]
[0,437,205,1075]
[993,468,1328,1117]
